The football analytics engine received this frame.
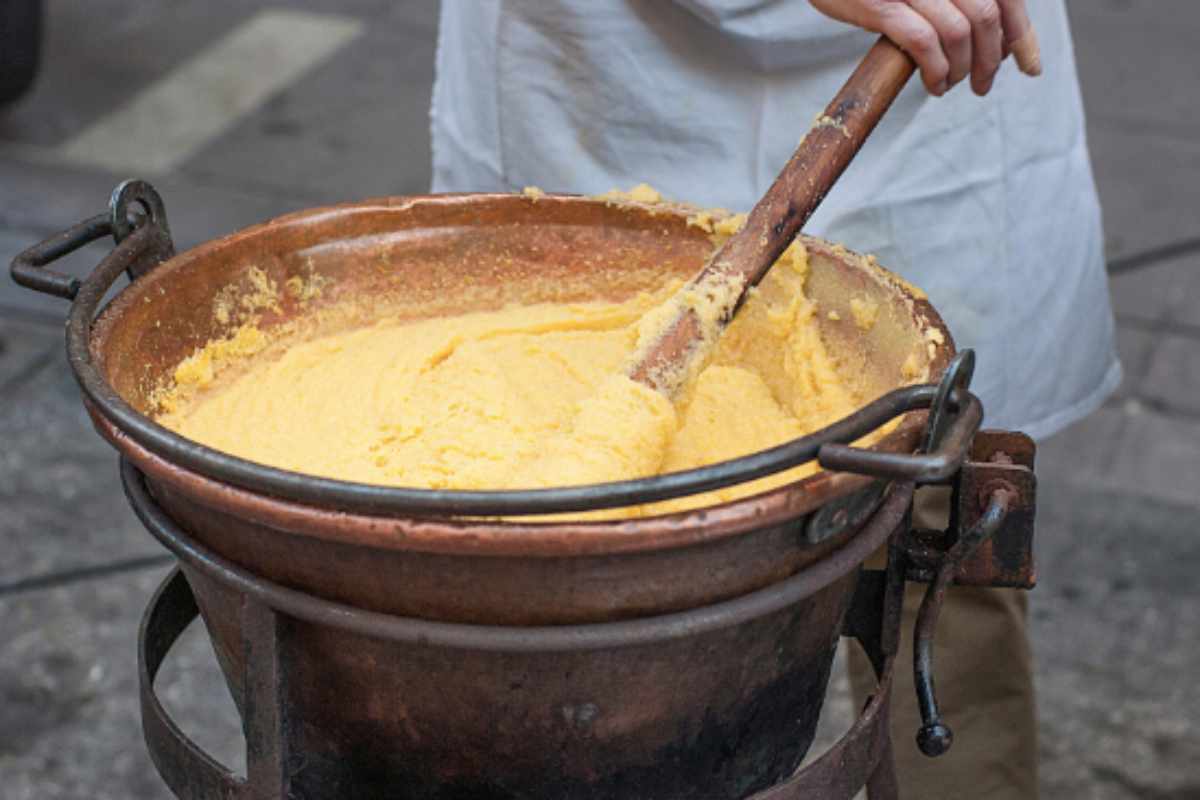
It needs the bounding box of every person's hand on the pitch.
[810,0,1041,96]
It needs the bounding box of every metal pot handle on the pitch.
[10,179,174,301]
[818,350,981,484]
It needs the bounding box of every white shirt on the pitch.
[430,0,1120,439]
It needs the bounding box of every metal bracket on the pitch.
[903,431,1037,589]
[110,179,175,280]
[805,479,889,544]
[950,431,1037,589]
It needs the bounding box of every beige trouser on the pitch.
[847,488,1039,800]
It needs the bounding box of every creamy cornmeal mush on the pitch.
[154,187,929,515]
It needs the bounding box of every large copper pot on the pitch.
[13,182,958,798]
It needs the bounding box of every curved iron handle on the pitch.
[818,350,982,484]
[11,214,112,300]
[9,179,174,301]
[911,485,1015,756]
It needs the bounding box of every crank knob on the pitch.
[917,722,954,757]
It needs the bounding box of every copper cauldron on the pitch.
[12,180,982,799]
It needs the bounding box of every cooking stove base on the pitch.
[141,567,903,800]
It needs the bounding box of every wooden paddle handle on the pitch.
[629,37,916,394]
[731,36,916,286]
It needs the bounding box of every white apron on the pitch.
[430,0,1120,439]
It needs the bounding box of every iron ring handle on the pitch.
[911,485,1015,757]
[110,178,172,245]
[817,391,983,484]
[9,179,173,302]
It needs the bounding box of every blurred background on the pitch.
[1,1,1197,798]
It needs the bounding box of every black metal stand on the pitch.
[140,565,904,800]
[128,441,911,800]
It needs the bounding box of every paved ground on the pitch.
[1,1,1197,798]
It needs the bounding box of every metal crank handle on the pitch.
[10,179,174,301]
[911,485,1016,757]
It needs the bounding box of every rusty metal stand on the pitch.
[134,476,911,800]
[140,565,906,800]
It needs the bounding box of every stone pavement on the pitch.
[1,1,1197,798]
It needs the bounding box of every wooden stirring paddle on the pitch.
[628,37,916,396]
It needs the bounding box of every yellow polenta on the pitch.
[156,218,876,514]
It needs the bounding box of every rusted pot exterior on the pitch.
[36,192,953,797]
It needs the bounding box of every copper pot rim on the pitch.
[100,411,902,557]
[81,193,952,556]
